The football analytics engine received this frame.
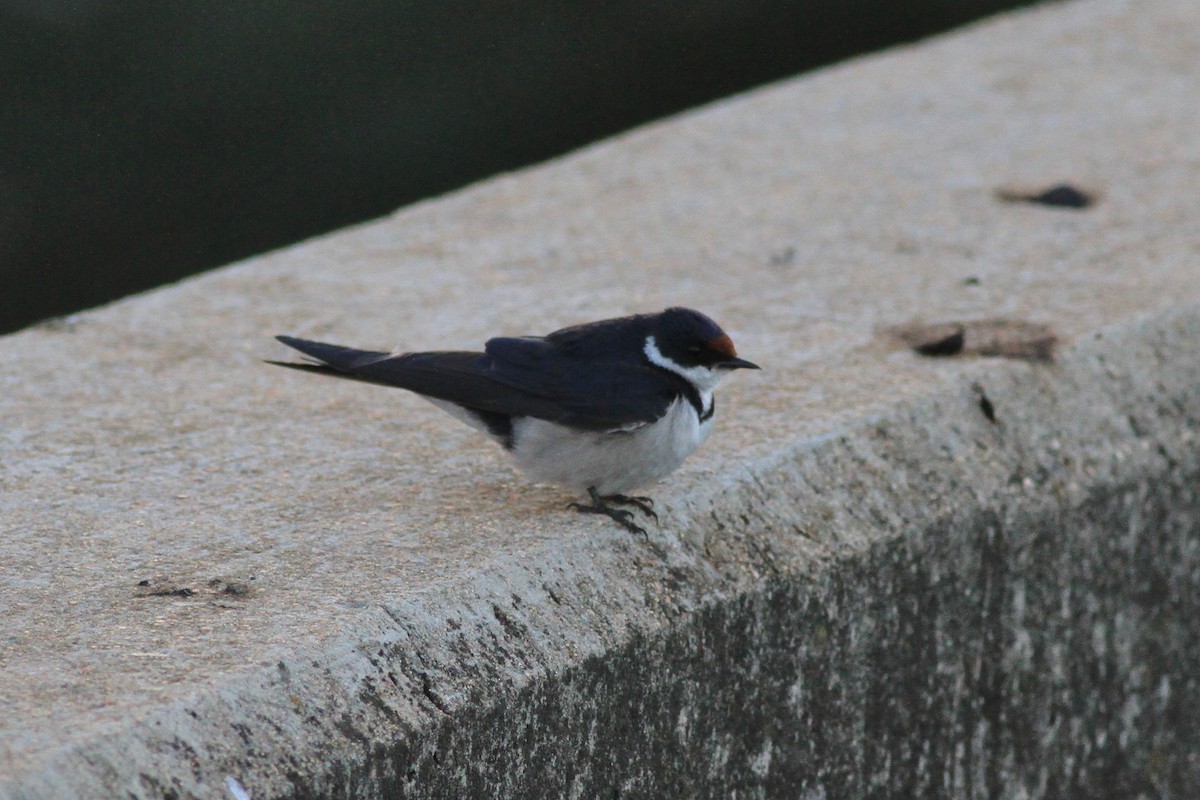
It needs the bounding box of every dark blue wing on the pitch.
[272,335,680,430]
[483,336,680,429]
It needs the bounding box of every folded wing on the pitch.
[271,335,681,430]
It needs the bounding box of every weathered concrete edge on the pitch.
[12,302,1199,798]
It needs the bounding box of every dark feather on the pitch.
[271,334,687,430]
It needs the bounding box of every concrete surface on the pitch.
[2,0,1199,796]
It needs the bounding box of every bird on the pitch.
[268,307,758,534]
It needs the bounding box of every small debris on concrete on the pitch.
[903,323,965,356]
[134,577,191,598]
[968,319,1058,360]
[134,576,255,600]
[995,183,1095,209]
[141,586,195,598]
[885,318,1057,361]
[208,576,255,598]
[979,394,996,422]
[972,382,998,423]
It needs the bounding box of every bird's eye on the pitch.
[687,345,702,354]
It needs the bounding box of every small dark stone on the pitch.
[913,326,965,357]
[886,319,1056,362]
[996,183,1094,209]
[1031,184,1093,208]
[149,587,194,598]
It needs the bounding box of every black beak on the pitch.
[720,357,760,370]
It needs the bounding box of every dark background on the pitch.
[1,0,1038,333]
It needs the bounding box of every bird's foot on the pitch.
[568,488,656,536]
[601,494,658,522]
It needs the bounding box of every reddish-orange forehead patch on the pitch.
[707,333,737,358]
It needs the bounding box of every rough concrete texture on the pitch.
[3,0,1200,797]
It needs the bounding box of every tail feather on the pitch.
[268,335,495,398]
[268,334,567,423]
[264,358,355,378]
[267,335,404,390]
[274,335,392,370]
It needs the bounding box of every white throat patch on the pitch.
[643,335,724,399]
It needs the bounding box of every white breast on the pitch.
[510,397,713,495]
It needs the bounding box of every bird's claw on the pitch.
[603,494,658,522]
[569,487,656,537]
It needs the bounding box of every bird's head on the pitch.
[643,307,758,391]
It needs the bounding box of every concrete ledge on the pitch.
[3,0,1200,797]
